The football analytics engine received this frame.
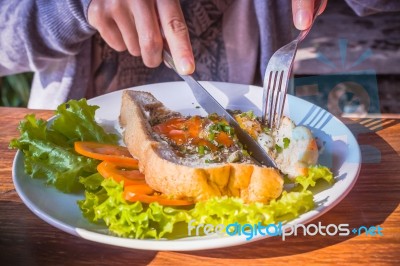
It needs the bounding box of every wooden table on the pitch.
[1,107,399,265]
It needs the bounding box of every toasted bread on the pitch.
[119,90,283,203]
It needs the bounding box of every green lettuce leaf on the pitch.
[78,174,109,222]
[295,165,334,191]
[189,190,314,227]
[78,178,315,239]
[52,99,118,144]
[10,99,118,193]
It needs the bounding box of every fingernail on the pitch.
[179,57,195,74]
[296,10,312,30]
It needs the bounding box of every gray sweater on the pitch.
[0,0,398,109]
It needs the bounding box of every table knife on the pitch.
[163,50,277,168]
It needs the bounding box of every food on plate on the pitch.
[119,90,284,204]
[272,117,319,177]
[232,111,319,178]
[11,94,333,240]
[119,90,322,205]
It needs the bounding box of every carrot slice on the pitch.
[123,192,194,206]
[97,161,145,186]
[74,141,138,167]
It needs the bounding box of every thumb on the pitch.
[292,0,327,30]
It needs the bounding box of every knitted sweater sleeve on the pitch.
[0,0,95,76]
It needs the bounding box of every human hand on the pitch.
[88,0,195,75]
[292,0,328,30]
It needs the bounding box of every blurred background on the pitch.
[1,0,399,114]
[293,0,399,115]
[0,72,32,107]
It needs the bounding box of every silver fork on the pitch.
[262,0,326,128]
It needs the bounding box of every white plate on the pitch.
[12,81,361,251]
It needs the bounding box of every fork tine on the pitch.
[267,72,276,127]
[271,71,285,128]
[268,71,279,127]
[275,91,285,128]
[276,71,288,128]
[262,71,273,124]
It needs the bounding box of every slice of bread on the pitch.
[119,90,283,203]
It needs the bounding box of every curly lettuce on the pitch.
[295,165,334,191]
[77,165,331,239]
[78,176,191,239]
[10,99,118,193]
[78,175,316,239]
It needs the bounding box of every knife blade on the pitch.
[163,50,277,168]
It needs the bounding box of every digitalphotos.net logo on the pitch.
[188,220,384,241]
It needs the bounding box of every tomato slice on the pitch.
[97,161,145,186]
[152,117,186,134]
[166,129,187,145]
[153,117,188,145]
[124,184,154,196]
[97,160,194,206]
[123,192,194,206]
[185,116,202,138]
[215,132,233,147]
[74,141,138,167]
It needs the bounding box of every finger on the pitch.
[317,0,328,15]
[113,8,141,56]
[292,0,314,30]
[88,1,127,52]
[131,0,163,67]
[96,20,127,52]
[157,0,194,74]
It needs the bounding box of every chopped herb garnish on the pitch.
[198,145,205,155]
[263,127,271,134]
[205,157,222,164]
[209,122,234,136]
[242,149,250,157]
[208,131,215,141]
[275,144,283,153]
[240,110,256,119]
[283,137,291,149]
[223,125,234,136]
